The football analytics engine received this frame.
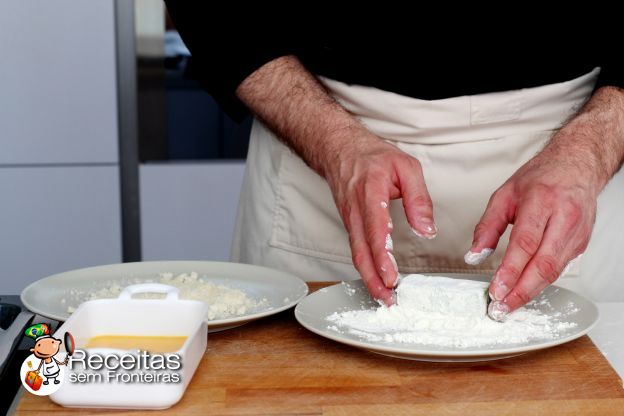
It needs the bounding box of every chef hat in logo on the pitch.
[24,323,51,341]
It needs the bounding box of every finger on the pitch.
[501,211,579,312]
[467,190,512,264]
[398,159,437,239]
[347,204,395,305]
[362,185,399,289]
[488,201,550,301]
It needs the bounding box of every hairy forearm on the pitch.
[542,86,624,192]
[235,56,440,303]
[235,55,374,177]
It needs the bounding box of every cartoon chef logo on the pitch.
[20,323,71,396]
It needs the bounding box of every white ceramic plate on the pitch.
[295,275,599,362]
[21,261,308,332]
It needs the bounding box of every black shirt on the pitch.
[166,2,624,122]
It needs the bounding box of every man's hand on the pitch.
[470,154,597,318]
[236,55,436,305]
[324,133,436,305]
[469,86,624,320]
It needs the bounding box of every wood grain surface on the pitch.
[15,282,624,415]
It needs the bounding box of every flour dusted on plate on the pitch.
[64,272,267,320]
[327,274,578,348]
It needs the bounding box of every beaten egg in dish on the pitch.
[83,335,187,353]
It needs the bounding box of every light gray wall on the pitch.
[0,1,122,294]
[140,162,245,261]
[0,1,119,164]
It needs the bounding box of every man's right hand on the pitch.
[322,133,437,305]
[236,56,436,304]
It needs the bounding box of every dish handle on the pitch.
[118,283,180,301]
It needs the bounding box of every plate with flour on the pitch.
[21,261,308,332]
[295,274,599,362]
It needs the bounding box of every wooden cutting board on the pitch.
[15,282,624,415]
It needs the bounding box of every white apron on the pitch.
[230,67,624,302]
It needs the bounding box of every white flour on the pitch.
[385,234,393,251]
[327,274,578,348]
[463,248,494,265]
[64,272,267,321]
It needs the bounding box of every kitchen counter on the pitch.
[11,283,624,415]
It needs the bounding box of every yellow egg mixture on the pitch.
[83,335,187,353]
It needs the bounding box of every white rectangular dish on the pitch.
[50,283,207,409]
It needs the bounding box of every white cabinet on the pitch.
[140,162,245,261]
[0,1,123,294]
[0,1,118,164]
[0,166,122,294]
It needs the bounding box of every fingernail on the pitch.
[375,289,395,307]
[464,248,493,265]
[492,281,509,301]
[412,221,438,240]
[419,217,437,234]
[381,267,396,289]
[393,272,402,288]
[488,301,509,322]
[386,288,397,306]
[387,251,398,272]
[489,271,509,301]
[385,234,394,251]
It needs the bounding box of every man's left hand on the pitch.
[469,85,624,320]
[469,150,598,319]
